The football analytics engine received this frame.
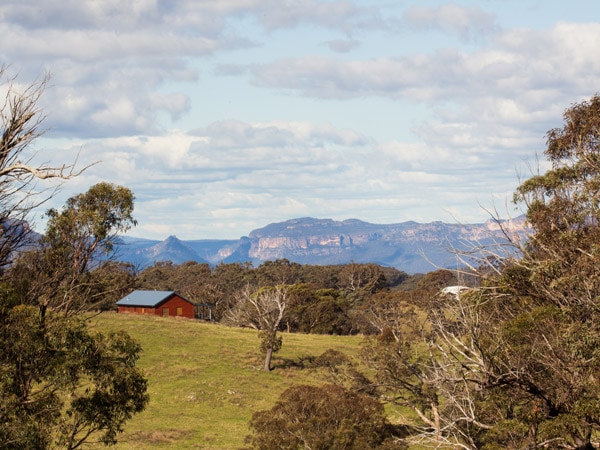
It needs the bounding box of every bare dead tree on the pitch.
[225,285,287,372]
[0,67,89,268]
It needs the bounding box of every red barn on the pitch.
[116,290,195,319]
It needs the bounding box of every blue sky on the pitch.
[2,0,600,239]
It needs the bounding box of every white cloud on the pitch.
[249,22,600,105]
[0,0,388,140]
[34,114,523,239]
[255,0,381,32]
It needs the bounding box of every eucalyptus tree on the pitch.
[428,95,600,449]
[0,71,148,449]
[7,182,137,316]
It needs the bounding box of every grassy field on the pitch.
[89,312,368,449]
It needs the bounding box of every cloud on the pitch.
[37,61,197,138]
[0,0,388,141]
[6,1,596,240]
[242,21,600,165]
[254,0,384,32]
[0,3,236,138]
[324,39,361,53]
[36,116,521,239]
[248,22,600,103]
[402,4,498,41]
[191,119,368,151]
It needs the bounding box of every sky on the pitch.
[2,0,600,240]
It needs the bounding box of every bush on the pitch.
[247,384,403,449]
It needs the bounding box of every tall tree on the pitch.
[0,71,148,449]
[0,286,148,449]
[504,94,600,448]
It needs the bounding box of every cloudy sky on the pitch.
[2,0,599,239]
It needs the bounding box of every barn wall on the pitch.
[156,295,195,319]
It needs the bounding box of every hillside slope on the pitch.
[90,312,367,449]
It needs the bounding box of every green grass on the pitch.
[88,312,367,449]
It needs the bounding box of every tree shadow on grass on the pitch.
[272,354,316,370]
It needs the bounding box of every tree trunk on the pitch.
[264,346,273,372]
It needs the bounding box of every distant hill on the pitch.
[114,216,528,274]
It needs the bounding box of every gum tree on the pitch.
[430,95,600,449]
[0,70,148,448]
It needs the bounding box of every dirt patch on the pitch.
[129,428,193,444]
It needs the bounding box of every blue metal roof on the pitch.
[116,290,178,307]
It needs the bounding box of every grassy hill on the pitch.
[88,312,368,449]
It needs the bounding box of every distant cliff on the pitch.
[115,216,528,274]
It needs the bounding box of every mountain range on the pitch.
[115,216,527,274]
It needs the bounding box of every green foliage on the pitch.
[86,261,138,311]
[354,289,426,336]
[5,183,137,315]
[44,182,137,267]
[360,301,442,439]
[0,286,149,449]
[136,261,406,335]
[285,284,353,334]
[247,384,401,450]
[258,330,283,355]
[415,269,457,291]
[338,262,389,305]
[494,96,600,447]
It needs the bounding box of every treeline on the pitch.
[100,258,467,335]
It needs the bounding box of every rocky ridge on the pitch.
[115,216,527,274]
